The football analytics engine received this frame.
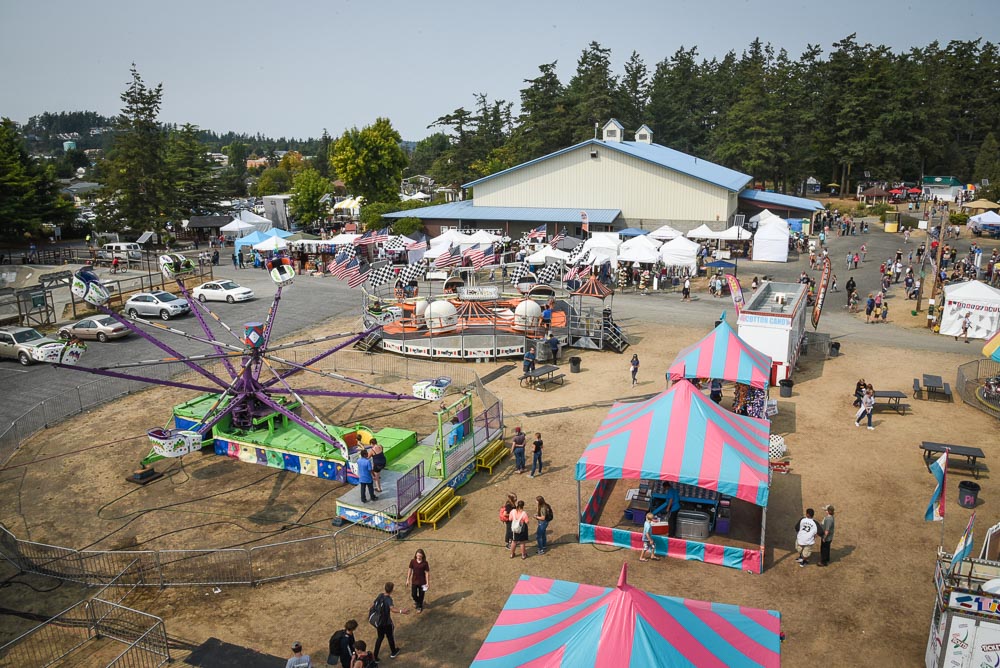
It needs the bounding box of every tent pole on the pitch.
[577,480,583,538]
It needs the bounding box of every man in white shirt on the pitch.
[286,641,311,668]
[795,508,822,568]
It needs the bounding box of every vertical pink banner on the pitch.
[725,274,744,314]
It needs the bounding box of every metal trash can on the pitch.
[959,481,981,509]
[569,357,582,374]
[830,342,841,357]
[779,379,794,398]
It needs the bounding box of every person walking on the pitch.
[232,252,239,269]
[286,641,312,668]
[681,276,691,301]
[957,312,972,343]
[819,505,836,567]
[547,333,559,362]
[357,449,377,503]
[501,493,517,548]
[371,582,407,661]
[795,508,821,568]
[406,549,430,613]
[640,512,660,562]
[511,427,527,474]
[855,386,875,430]
[509,500,531,560]
[865,294,875,323]
[328,620,358,668]
[630,354,639,387]
[529,432,544,477]
[534,496,553,555]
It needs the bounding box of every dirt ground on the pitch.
[1,313,997,666]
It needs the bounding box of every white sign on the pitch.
[738,314,790,327]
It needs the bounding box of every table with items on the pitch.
[626,480,732,539]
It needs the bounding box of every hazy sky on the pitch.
[1,0,997,142]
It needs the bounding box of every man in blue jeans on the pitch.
[357,449,377,502]
[534,496,553,555]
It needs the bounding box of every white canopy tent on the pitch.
[686,224,719,239]
[527,246,570,263]
[969,210,1000,233]
[715,225,754,241]
[616,244,660,264]
[751,222,790,262]
[253,236,288,252]
[327,233,360,245]
[749,209,780,225]
[239,209,273,233]
[582,232,621,253]
[649,224,684,241]
[659,236,700,273]
[466,229,502,244]
[759,216,790,233]
[584,247,617,267]
[939,281,1000,340]
[431,229,475,249]
[220,219,255,236]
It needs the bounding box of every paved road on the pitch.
[2,223,996,426]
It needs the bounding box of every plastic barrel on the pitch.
[959,481,981,509]
[569,357,582,373]
[779,379,794,398]
[830,342,841,357]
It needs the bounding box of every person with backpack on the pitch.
[534,496,553,555]
[350,640,375,668]
[327,620,358,668]
[405,548,430,613]
[286,641,312,668]
[370,582,407,661]
[508,500,531,560]
[500,493,517,548]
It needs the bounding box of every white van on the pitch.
[100,243,143,261]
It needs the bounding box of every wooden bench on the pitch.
[913,378,923,399]
[535,373,566,391]
[921,442,985,479]
[941,383,953,401]
[416,487,462,529]
[475,440,508,474]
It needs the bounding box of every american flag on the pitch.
[347,260,371,289]
[368,262,397,289]
[405,234,428,251]
[527,224,547,240]
[536,262,560,284]
[400,258,428,283]
[435,245,462,268]
[331,247,356,278]
[465,244,496,270]
[355,230,377,246]
[549,227,566,248]
[374,227,392,244]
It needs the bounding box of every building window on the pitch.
[606,130,617,138]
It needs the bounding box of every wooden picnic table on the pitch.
[872,390,908,415]
[915,374,952,401]
[920,441,986,479]
[519,364,565,390]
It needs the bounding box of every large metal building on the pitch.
[387,119,756,238]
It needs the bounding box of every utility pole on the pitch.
[927,213,947,329]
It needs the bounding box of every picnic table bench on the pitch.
[872,390,909,415]
[914,374,952,401]
[519,364,565,391]
[920,441,986,479]
[416,486,462,529]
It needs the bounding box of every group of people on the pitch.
[509,427,544,477]
[355,440,387,504]
[852,379,876,430]
[500,492,554,558]
[794,506,836,567]
[196,250,220,267]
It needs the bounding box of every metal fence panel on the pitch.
[249,535,338,584]
[0,600,93,668]
[156,548,251,586]
[13,538,87,582]
[334,508,399,567]
[396,461,424,513]
[106,626,171,668]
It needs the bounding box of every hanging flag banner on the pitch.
[812,256,832,330]
[725,274,744,314]
[580,211,589,233]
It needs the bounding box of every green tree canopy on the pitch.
[330,117,407,204]
[0,118,74,240]
[165,123,223,219]
[254,167,291,196]
[289,168,331,226]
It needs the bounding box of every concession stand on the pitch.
[737,281,808,384]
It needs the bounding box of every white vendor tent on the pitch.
[752,223,790,262]
[527,246,569,263]
[659,236,699,273]
[969,210,1000,233]
[239,209,273,232]
[431,229,474,249]
[686,224,719,239]
[583,232,621,253]
[749,209,780,225]
[715,225,754,241]
[649,224,684,241]
[466,229,502,244]
[253,236,288,252]
[939,281,1000,340]
[221,219,255,236]
[759,216,790,233]
[617,235,662,263]
[327,233,360,245]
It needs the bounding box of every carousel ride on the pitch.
[60,253,418,484]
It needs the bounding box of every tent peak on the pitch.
[617,562,629,588]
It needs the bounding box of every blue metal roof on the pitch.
[738,189,825,212]
[464,139,753,192]
[382,200,620,224]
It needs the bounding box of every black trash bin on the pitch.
[830,342,841,357]
[569,357,582,374]
[959,481,981,509]
[779,379,794,398]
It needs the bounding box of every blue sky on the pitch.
[1,0,996,142]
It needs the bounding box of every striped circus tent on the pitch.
[471,564,781,668]
[667,318,772,390]
[576,380,770,506]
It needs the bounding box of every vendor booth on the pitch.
[939,281,1000,340]
[575,380,771,573]
[472,565,782,667]
[737,282,809,383]
[925,551,1000,668]
[752,221,790,263]
[969,210,1000,236]
[658,236,699,275]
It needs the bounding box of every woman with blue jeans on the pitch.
[529,433,543,477]
[511,427,527,474]
[534,496,553,555]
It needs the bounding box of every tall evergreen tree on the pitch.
[0,118,74,240]
[617,51,650,133]
[647,47,706,153]
[165,123,222,219]
[566,42,620,142]
[509,62,573,162]
[329,117,407,204]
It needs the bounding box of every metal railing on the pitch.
[396,461,425,513]
[956,358,1000,419]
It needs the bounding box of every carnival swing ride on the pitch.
[60,254,418,485]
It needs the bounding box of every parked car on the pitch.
[123,291,190,320]
[191,280,255,303]
[0,326,62,365]
[58,315,131,342]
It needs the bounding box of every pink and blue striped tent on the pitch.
[575,380,770,506]
[471,564,781,667]
[667,318,771,390]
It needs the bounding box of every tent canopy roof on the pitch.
[649,224,683,240]
[943,280,1000,302]
[970,211,1000,225]
[687,224,718,239]
[668,319,772,389]
[575,380,771,506]
[715,225,753,240]
[572,274,613,299]
[471,566,781,668]
[965,199,1000,211]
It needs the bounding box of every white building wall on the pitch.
[472,145,739,226]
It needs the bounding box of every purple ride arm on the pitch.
[177,280,238,379]
[259,326,380,388]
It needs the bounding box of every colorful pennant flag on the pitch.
[949,512,976,574]
[924,451,948,522]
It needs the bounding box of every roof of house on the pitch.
[739,188,825,213]
[463,139,752,192]
[382,199,621,224]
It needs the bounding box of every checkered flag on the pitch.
[536,262,560,284]
[400,258,428,283]
[384,236,406,251]
[508,260,530,285]
[368,262,396,288]
[566,242,585,264]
